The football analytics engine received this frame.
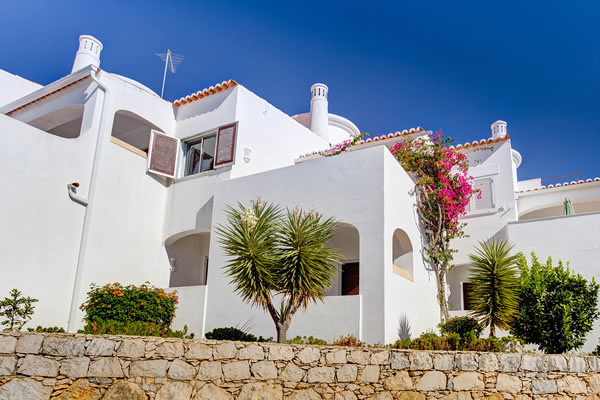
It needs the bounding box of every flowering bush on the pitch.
[80,282,178,328]
[439,316,482,339]
[300,132,367,158]
[390,131,475,320]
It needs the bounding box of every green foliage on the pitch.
[0,289,38,331]
[217,199,341,342]
[287,336,328,345]
[27,326,65,333]
[204,327,271,342]
[79,319,194,338]
[79,282,178,329]
[392,331,521,352]
[468,240,520,336]
[439,316,482,340]
[511,253,600,353]
[333,334,365,347]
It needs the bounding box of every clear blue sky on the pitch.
[1,0,598,182]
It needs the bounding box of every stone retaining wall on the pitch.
[1,332,600,399]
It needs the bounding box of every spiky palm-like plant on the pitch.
[468,239,520,337]
[217,200,340,342]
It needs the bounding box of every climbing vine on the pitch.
[390,131,476,321]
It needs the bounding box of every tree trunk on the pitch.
[276,324,289,343]
[489,324,495,338]
[436,264,450,322]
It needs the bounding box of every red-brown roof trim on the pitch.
[173,79,238,107]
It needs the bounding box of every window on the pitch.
[185,134,217,176]
[341,262,359,295]
[392,228,413,280]
[462,282,475,310]
[466,177,495,213]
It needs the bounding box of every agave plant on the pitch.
[217,200,340,342]
[467,239,520,337]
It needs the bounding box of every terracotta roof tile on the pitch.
[356,127,425,145]
[173,79,237,107]
[517,177,600,193]
[449,135,510,150]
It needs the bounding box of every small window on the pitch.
[341,262,359,295]
[467,177,494,213]
[462,282,475,310]
[185,134,217,176]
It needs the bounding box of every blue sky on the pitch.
[1,0,598,182]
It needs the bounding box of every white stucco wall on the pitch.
[0,69,42,107]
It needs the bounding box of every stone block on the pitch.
[532,379,557,394]
[359,365,379,383]
[307,366,335,383]
[156,381,192,400]
[335,391,358,400]
[279,362,305,382]
[348,350,370,364]
[156,341,184,358]
[396,391,426,400]
[416,370,446,391]
[336,364,357,382]
[479,353,498,371]
[0,377,53,400]
[15,334,43,354]
[223,360,250,381]
[287,388,321,400]
[569,356,586,372]
[296,347,320,364]
[129,359,168,377]
[42,336,85,356]
[496,373,522,394]
[85,338,115,356]
[59,356,90,378]
[587,356,600,372]
[268,344,294,361]
[368,393,393,400]
[383,370,412,390]
[559,375,586,394]
[197,361,222,380]
[326,349,346,364]
[0,336,16,354]
[391,352,410,370]
[546,355,567,372]
[102,381,147,400]
[0,356,16,376]
[116,339,145,358]
[238,344,264,360]
[168,359,196,380]
[237,383,283,400]
[587,374,600,394]
[410,352,433,370]
[499,353,521,372]
[441,394,473,400]
[185,342,212,360]
[88,357,123,378]
[196,383,232,400]
[54,379,100,400]
[434,354,454,370]
[18,354,59,377]
[251,360,277,380]
[521,354,544,372]
[453,372,484,391]
[455,353,478,371]
[370,350,389,365]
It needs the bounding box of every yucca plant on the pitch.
[217,200,340,342]
[467,239,520,337]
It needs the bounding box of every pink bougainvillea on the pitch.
[390,131,477,320]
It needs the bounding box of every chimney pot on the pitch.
[71,35,103,73]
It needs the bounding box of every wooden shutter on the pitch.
[147,130,180,179]
[462,282,475,310]
[473,178,494,210]
[342,262,360,295]
[214,122,238,166]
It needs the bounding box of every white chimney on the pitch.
[71,35,103,73]
[491,120,508,139]
[310,83,329,143]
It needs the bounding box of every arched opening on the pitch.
[324,223,360,296]
[111,110,163,154]
[392,228,413,280]
[27,104,84,138]
[165,232,210,287]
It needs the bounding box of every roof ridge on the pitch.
[173,79,238,107]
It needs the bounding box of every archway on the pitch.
[325,223,360,296]
[165,231,210,287]
[392,228,413,280]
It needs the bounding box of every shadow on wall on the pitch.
[165,231,211,287]
[195,197,214,232]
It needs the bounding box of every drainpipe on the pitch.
[67,68,111,332]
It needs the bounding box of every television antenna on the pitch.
[155,49,184,98]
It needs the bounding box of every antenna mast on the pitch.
[156,49,184,98]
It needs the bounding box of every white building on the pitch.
[1,35,598,348]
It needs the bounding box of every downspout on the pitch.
[67,68,111,332]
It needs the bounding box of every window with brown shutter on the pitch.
[147,130,179,179]
[462,282,476,310]
[341,262,359,296]
[215,122,238,166]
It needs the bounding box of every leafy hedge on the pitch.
[79,319,193,338]
[79,282,178,327]
[205,327,271,342]
[393,332,521,352]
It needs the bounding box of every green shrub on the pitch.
[392,331,520,352]
[439,316,482,340]
[79,282,178,328]
[333,334,364,347]
[0,289,38,331]
[27,326,65,333]
[204,327,272,342]
[511,253,600,353]
[287,336,328,345]
[79,319,194,338]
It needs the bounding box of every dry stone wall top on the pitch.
[1,332,600,399]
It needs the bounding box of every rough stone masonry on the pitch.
[1,332,600,399]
